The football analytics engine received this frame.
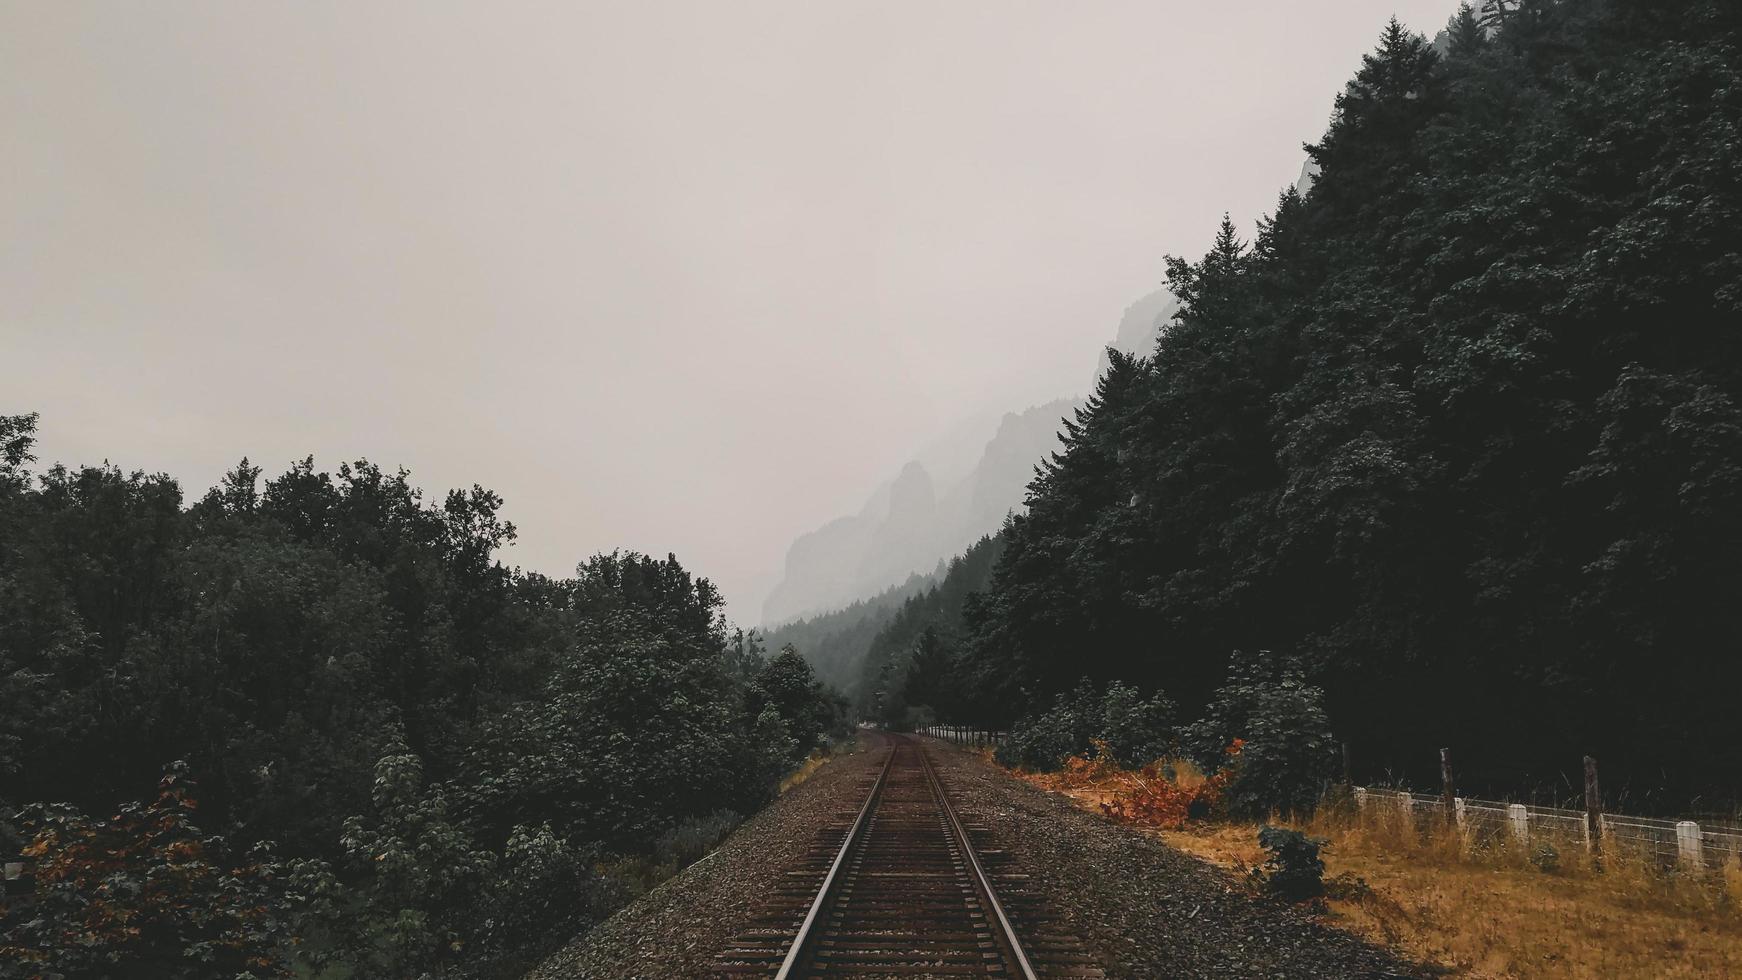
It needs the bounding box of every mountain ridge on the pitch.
[761,287,1180,626]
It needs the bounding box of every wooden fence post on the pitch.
[1584,755,1604,869]
[1440,747,1456,825]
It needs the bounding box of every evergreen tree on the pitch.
[1447,3,1486,60]
[957,2,1742,803]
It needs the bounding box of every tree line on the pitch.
[844,0,1742,810]
[760,568,936,693]
[0,413,849,979]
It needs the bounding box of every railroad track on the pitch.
[713,734,1103,978]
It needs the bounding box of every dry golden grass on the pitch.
[779,734,871,794]
[777,752,830,794]
[1020,766,1742,979]
[780,745,853,797]
[1162,808,1742,979]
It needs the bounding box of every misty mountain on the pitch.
[761,401,1075,625]
[761,569,940,692]
[762,289,1180,627]
[1096,289,1180,379]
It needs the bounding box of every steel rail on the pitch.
[916,740,1041,980]
[772,744,896,980]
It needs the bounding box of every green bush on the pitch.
[1252,825,1326,901]
[0,765,297,980]
[471,824,619,976]
[1098,681,1177,767]
[996,679,1177,771]
[313,747,497,978]
[1530,841,1561,873]
[995,680,1101,770]
[1185,651,1336,819]
[753,647,835,767]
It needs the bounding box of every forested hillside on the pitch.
[897,0,1742,806]
[858,534,1005,723]
[0,414,846,979]
[761,570,936,690]
[765,535,1006,709]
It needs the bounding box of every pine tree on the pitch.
[1447,3,1486,60]
[963,0,1742,803]
[1305,18,1443,225]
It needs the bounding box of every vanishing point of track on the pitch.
[713,734,1102,978]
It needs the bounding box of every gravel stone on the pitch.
[527,740,885,980]
[528,734,1428,979]
[925,738,1429,980]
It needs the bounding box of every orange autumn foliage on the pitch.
[1,765,293,979]
[1018,739,1242,831]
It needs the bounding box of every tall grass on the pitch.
[1000,744,1742,977]
[1306,794,1742,920]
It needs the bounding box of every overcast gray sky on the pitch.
[4,1,1458,621]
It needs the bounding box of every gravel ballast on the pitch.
[925,739,1428,980]
[529,734,1428,979]
[527,739,885,980]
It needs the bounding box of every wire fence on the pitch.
[916,724,1009,749]
[1355,786,1742,872]
[914,725,1741,876]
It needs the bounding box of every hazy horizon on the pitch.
[4,1,1461,622]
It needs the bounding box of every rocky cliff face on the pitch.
[761,292,1178,626]
[1096,288,1179,379]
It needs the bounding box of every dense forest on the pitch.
[764,535,1006,722]
[761,569,937,691]
[859,535,1004,726]
[0,412,847,978]
[831,0,1742,808]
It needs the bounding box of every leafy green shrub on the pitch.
[313,747,497,978]
[995,680,1102,770]
[469,824,619,976]
[1530,841,1561,873]
[456,612,771,852]
[748,704,799,794]
[1098,681,1177,767]
[997,679,1178,771]
[754,647,836,767]
[1252,825,1327,901]
[0,764,296,980]
[1185,651,1336,819]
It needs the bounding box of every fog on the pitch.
[3,1,1459,620]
